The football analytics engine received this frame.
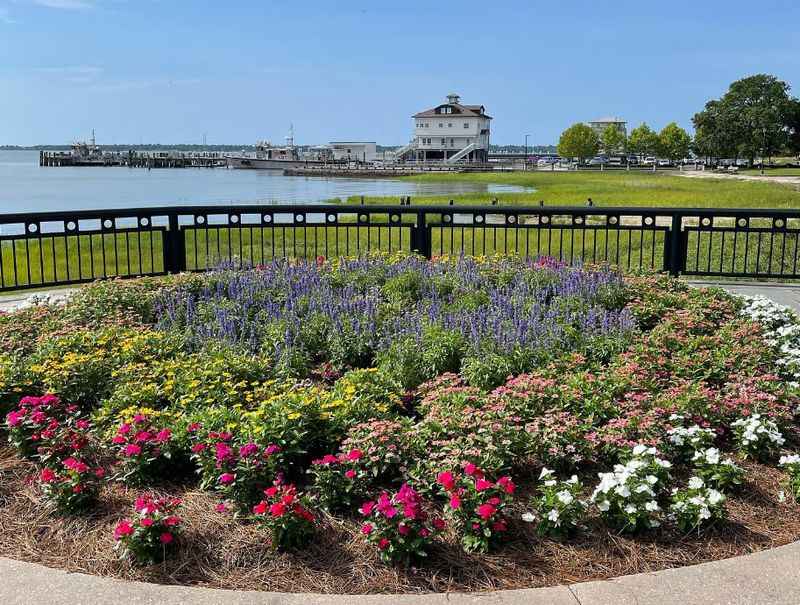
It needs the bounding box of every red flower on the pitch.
[359,501,375,516]
[140,518,154,527]
[449,494,461,509]
[344,469,356,479]
[123,443,142,457]
[346,449,363,461]
[475,478,493,492]
[218,473,235,485]
[269,502,287,517]
[476,503,496,520]
[39,467,56,483]
[253,501,268,515]
[432,518,446,530]
[159,532,174,545]
[436,471,455,491]
[114,520,134,540]
[361,523,374,535]
[378,538,390,550]
[497,476,515,494]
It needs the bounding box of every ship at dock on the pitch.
[226,126,330,170]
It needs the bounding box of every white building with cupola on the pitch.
[395,94,491,163]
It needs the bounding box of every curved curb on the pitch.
[2,540,799,605]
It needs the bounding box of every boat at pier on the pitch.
[226,126,330,170]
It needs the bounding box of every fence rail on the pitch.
[1,203,799,291]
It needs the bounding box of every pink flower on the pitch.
[117,423,131,435]
[253,501,267,515]
[132,414,147,424]
[475,478,493,492]
[215,442,233,462]
[361,523,374,535]
[191,443,206,453]
[432,518,446,530]
[265,444,281,456]
[40,467,56,483]
[449,494,461,509]
[419,528,430,538]
[378,538,390,550]
[218,473,235,485]
[164,515,181,527]
[269,502,287,517]
[123,443,142,457]
[491,520,507,532]
[344,469,356,479]
[159,532,174,545]
[398,523,410,535]
[111,435,126,445]
[140,518,154,527]
[215,503,228,513]
[114,520,134,540]
[497,476,515,494]
[155,428,172,443]
[359,501,375,516]
[436,471,455,491]
[346,449,363,461]
[6,411,23,427]
[477,503,496,521]
[94,468,105,479]
[464,462,478,476]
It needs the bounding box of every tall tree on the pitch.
[628,123,659,158]
[601,124,626,155]
[557,123,599,163]
[657,123,692,162]
[787,98,800,156]
[692,74,797,163]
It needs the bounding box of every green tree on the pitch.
[627,123,659,158]
[601,124,627,155]
[692,74,798,163]
[657,122,692,163]
[557,123,599,164]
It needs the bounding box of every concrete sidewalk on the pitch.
[1,540,798,604]
[691,280,800,312]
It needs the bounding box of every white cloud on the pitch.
[32,0,93,9]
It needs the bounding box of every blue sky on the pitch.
[0,0,798,146]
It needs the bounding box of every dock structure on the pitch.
[39,150,228,168]
[283,164,495,178]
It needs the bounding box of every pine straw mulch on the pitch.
[0,445,798,595]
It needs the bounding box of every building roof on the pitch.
[328,141,377,145]
[589,116,626,124]
[413,103,492,120]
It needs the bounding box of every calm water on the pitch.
[0,151,531,213]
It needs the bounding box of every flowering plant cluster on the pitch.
[665,415,716,460]
[5,394,81,458]
[307,448,369,512]
[740,296,800,386]
[188,425,282,509]
[114,494,183,565]
[691,447,744,492]
[39,456,105,513]
[731,414,785,461]
[523,468,587,538]
[252,481,315,551]
[436,464,515,553]
[778,454,800,502]
[590,445,671,533]
[669,477,726,533]
[360,483,443,564]
[110,414,175,484]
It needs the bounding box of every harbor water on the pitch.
[0,151,532,213]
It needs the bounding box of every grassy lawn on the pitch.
[344,170,800,208]
[3,171,800,290]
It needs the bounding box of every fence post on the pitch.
[667,213,685,276]
[163,212,186,274]
[411,210,432,258]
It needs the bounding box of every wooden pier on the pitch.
[39,150,228,168]
[283,164,496,178]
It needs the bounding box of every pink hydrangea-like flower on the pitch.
[361,523,374,535]
[344,469,356,479]
[218,473,235,485]
[113,520,134,540]
[436,471,455,491]
[476,503,496,520]
[123,444,142,457]
[346,449,363,461]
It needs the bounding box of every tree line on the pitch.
[557,74,800,165]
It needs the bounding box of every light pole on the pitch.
[524,134,531,171]
[761,127,767,175]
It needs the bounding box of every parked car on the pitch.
[587,156,609,166]
[657,159,672,167]
[642,156,656,166]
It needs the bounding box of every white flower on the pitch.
[548,509,560,522]
[556,490,574,505]
[539,467,554,480]
[632,444,648,456]
[779,454,800,466]
[688,477,704,490]
[598,500,610,512]
[624,504,637,514]
[645,500,659,512]
[778,491,786,503]
[567,475,579,484]
[544,480,557,487]
[521,512,536,523]
[707,490,725,506]
[645,474,658,485]
[614,485,631,498]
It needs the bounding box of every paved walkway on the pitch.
[690,281,800,312]
[2,540,799,604]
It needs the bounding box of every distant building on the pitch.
[328,142,377,162]
[588,116,627,139]
[395,94,492,163]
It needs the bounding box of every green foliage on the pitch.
[601,124,627,155]
[557,123,599,161]
[657,122,692,161]
[628,122,660,157]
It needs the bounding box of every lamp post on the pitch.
[761,127,767,175]
[524,134,531,171]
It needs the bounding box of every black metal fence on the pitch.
[1,203,799,291]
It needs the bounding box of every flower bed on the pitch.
[0,254,799,594]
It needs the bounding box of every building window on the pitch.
[450,138,454,147]
[463,122,469,129]
[441,138,446,146]
[438,123,443,128]
[448,123,453,128]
